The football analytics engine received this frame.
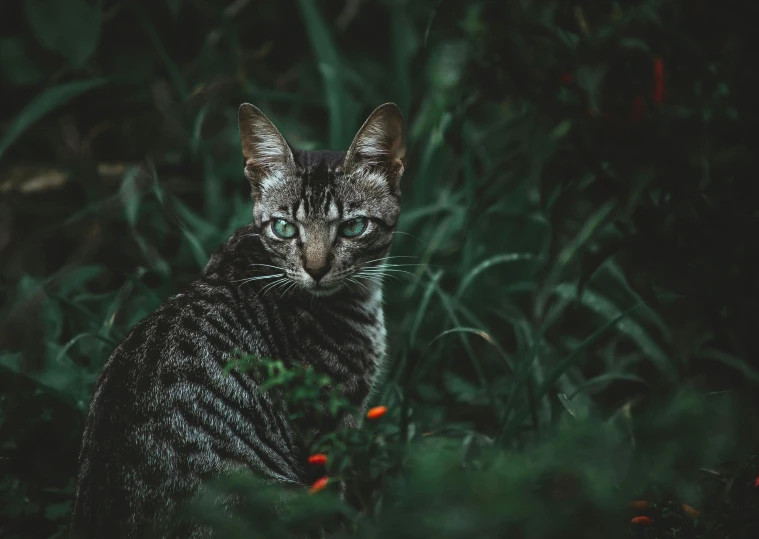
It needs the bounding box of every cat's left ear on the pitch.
[344,103,406,195]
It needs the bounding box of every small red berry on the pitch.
[307,453,327,465]
[367,406,387,420]
[309,476,329,494]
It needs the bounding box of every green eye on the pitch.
[271,219,297,239]
[340,217,368,238]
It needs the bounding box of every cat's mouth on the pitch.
[304,280,341,297]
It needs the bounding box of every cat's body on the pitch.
[72,105,406,537]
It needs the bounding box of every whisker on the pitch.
[346,277,371,294]
[230,273,284,284]
[357,271,401,284]
[392,231,428,245]
[361,255,420,265]
[362,263,427,268]
[248,263,286,271]
[258,278,288,297]
[279,281,298,300]
[360,268,418,277]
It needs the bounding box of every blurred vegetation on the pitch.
[1,0,759,537]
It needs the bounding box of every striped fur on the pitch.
[71,104,406,537]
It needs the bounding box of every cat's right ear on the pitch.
[238,104,296,194]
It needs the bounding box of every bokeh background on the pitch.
[1,0,758,537]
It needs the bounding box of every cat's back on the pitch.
[72,276,301,537]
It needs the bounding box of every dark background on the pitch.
[1,0,758,537]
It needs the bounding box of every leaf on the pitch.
[409,269,442,345]
[443,371,487,405]
[566,373,647,399]
[550,119,572,140]
[429,326,512,370]
[554,284,675,379]
[457,253,539,298]
[0,78,108,160]
[44,501,71,520]
[24,0,101,66]
[0,37,45,85]
[619,37,651,52]
[536,200,615,316]
[498,304,644,442]
[120,166,143,227]
[696,349,759,384]
[56,265,105,296]
[296,0,348,148]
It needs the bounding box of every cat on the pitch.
[70,102,407,538]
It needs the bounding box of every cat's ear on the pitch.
[238,103,296,193]
[344,103,406,194]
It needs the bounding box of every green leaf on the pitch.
[24,0,101,66]
[57,265,105,296]
[550,119,572,140]
[696,349,759,384]
[554,284,675,379]
[0,78,108,160]
[566,373,648,399]
[457,253,539,298]
[296,0,348,148]
[0,37,45,85]
[120,166,143,227]
[443,371,487,405]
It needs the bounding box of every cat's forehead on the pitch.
[259,149,395,219]
[293,149,346,174]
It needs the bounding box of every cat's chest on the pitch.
[286,290,387,400]
[292,298,385,362]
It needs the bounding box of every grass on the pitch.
[1,0,758,537]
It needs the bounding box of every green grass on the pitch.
[1,0,758,537]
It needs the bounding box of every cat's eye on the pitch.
[340,217,368,238]
[271,219,298,239]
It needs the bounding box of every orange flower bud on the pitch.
[682,504,700,518]
[366,406,387,420]
[308,453,327,465]
[629,500,649,509]
[309,476,329,494]
[631,516,653,525]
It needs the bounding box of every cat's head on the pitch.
[238,103,406,296]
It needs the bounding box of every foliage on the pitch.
[1,0,758,537]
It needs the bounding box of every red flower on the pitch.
[309,476,329,494]
[754,473,759,487]
[631,516,654,525]
[560,72,573,85]
[629,500,649,509]
[652,57,665,105]
[682,504,701,518]
[631,94,645,124]
[367,406,387,420]
[308,453,328,465]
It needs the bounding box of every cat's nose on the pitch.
[304,264,330,282]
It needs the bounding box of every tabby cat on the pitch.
[71,103,407,537]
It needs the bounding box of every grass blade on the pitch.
[0,78,107,160]
[296,0,347,147]
[457,253,539,298]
